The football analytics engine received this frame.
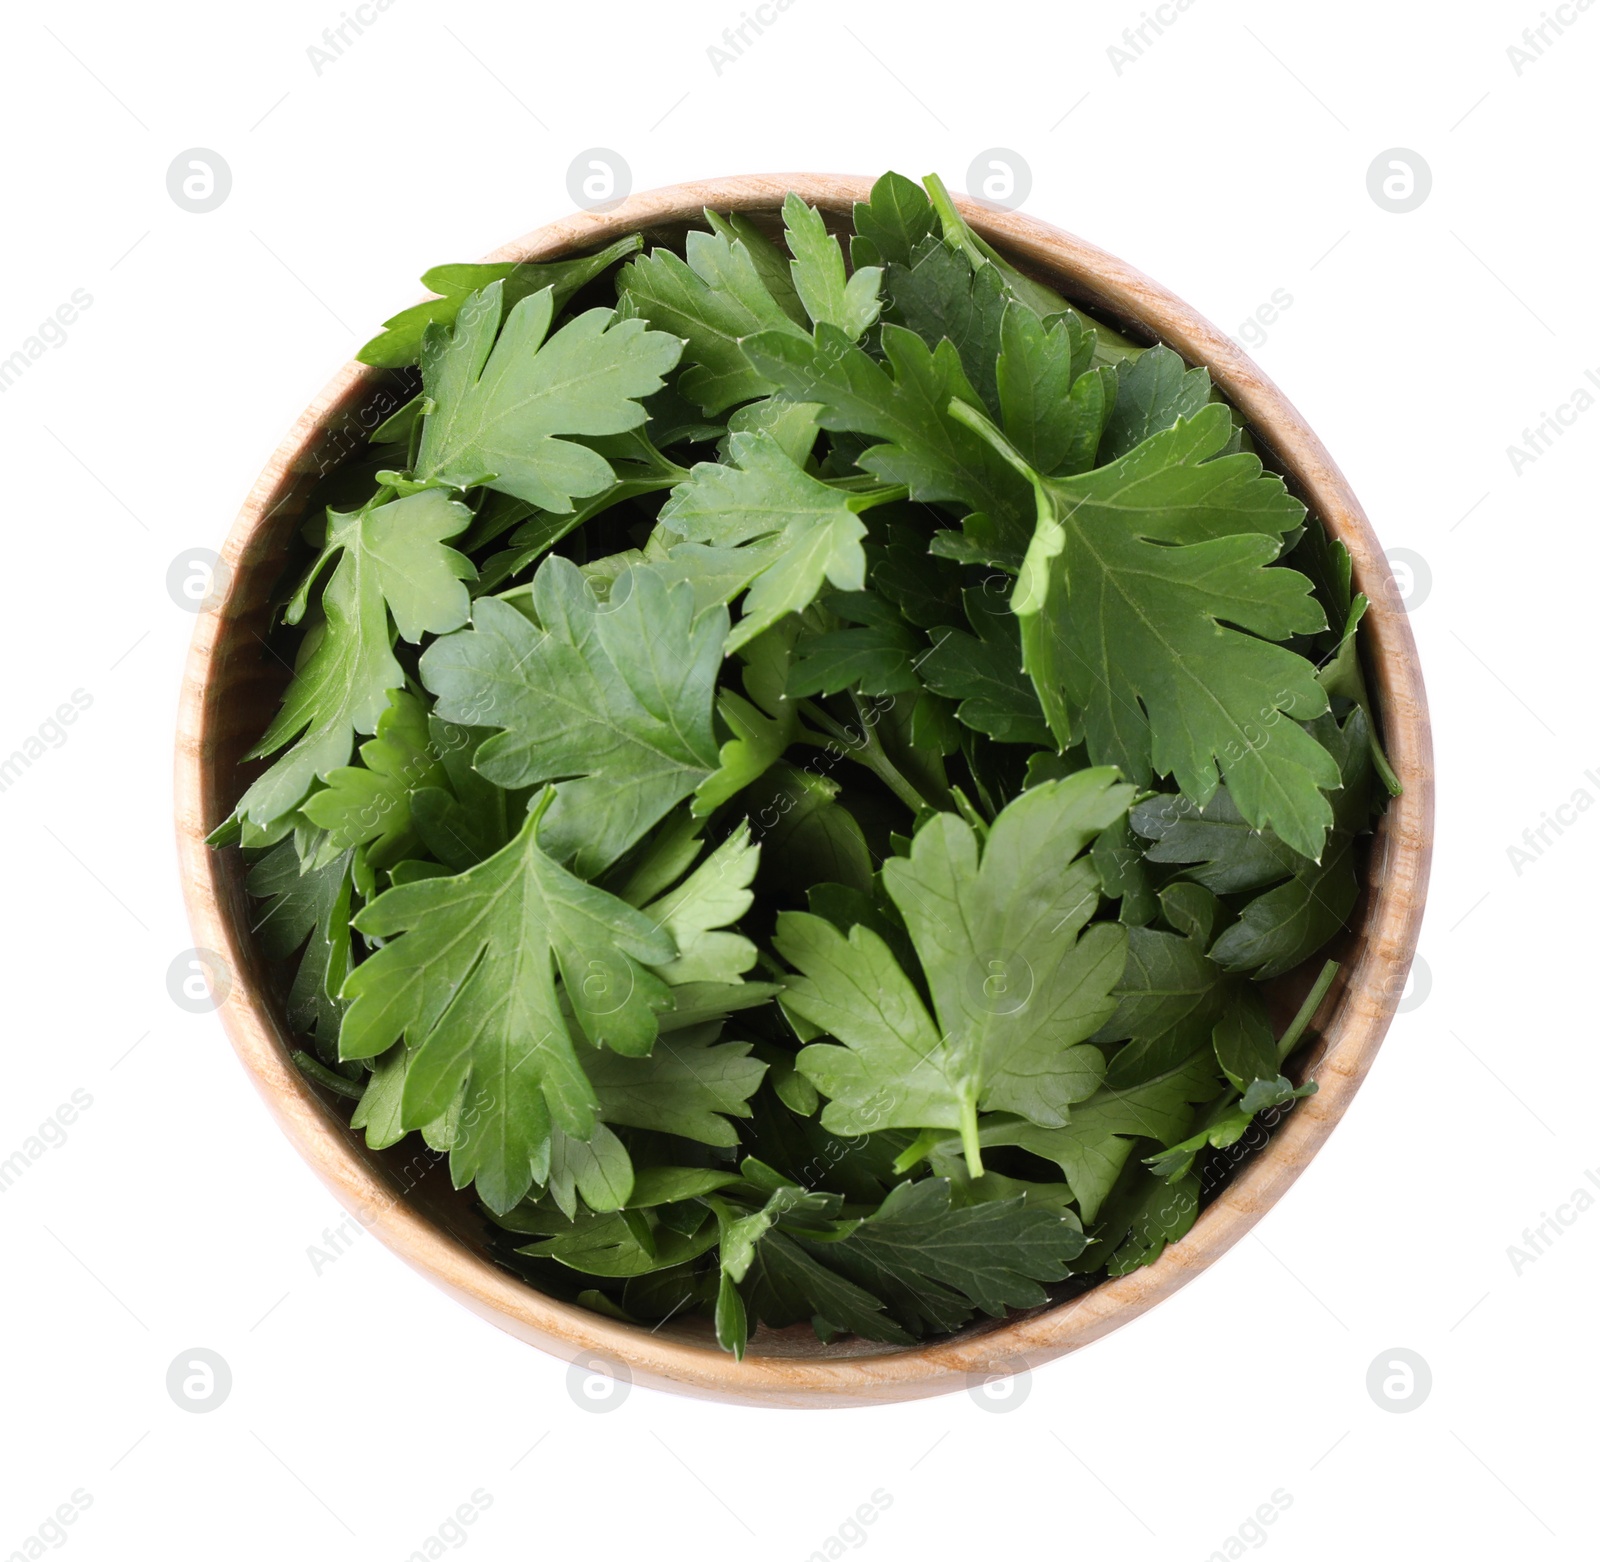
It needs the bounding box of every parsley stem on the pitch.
[842,483,909,514]
[958,1102,984,1179]
[795,698,933,814]
[1182,958,1343,1147]
[291,1050,364,1100]
[1276,958,1340,1065]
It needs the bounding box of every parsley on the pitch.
[217,173,1393,1354]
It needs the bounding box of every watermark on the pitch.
[1506,368,1600,474]
[566,1351,631,1412]
[308,1150,440,1273]
[166,1348,232,1413]
[0,1089,94,1195]
[1506,1165,1600,1273]
[966,1367,1031,1412]
[1366,149,1431,213]
[404,1491,494,1560]
[566,149,630,213]
[706,0,798,74]
[0,689,93,796]
[962,950,1034,1016]
[965,149,1030,212]
[0,289,94,395]
[1366,1348,1431,1413]
[1231,287,1294,352]
[307,0,398,76]
[310,382,408,477]
[1507,2,1593,75]
[1203,1490,1294,1559]
[166,547,230,614]
[1382,548,1431,612]
[1106,0,1200,76]
[803,1491,894,1558]
[8,1492,92,1556]
[1505,768,1600,875]
[1396,954,1431,1013]
[166,948,231,1014]
[166,149,231,214]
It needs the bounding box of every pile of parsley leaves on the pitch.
[214,171,1397,1357]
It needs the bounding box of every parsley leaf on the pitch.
[657,430,886,650]
[409,281,682,510]
[957,398,1340,857]
[300,689,443,869]
[246,841,352,1059]
[741,322,1036,554]
[420,558,725,876]
[782,192,883,339]
[355,236,643,368]
[339,790,676,1213]
[618,228,809,414]
[781,772,1133,1174]
[238,488,474,826]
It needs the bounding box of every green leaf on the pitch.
[719,395,821,466]
[850,170,939,270]
[693,624,800,815]
[1304,526,1402,797]
[421,558,725,876]
[795,1178,1087,1333]
[738,1227,910,1346]
[1129,786,1306,894]
[1208,710,1373,979]
[237,489,474,825]
[1093,1165,1200,1275]
[547,1123,635,1217]
[300,690,443,869]
[246,840,353,1055]
[339,791,676,1214]
[1091,816,1159,927]
[920,173,1143,367]
[519,1208,719,1278]
[658,431,872,651]
[961,399,1339,857]
[1098,344,1212,462]
[408,718,512,872]
[355,237,642,368]
[702,209,807,324]
[411,282,682,511]
[1101,926,1229,1089]
[782,772,1133,1174]
[920,586,1051,745]
[583,1023,767,1144]
[350,1044,407,1149]
[641,826,760,986]
[782,193,882,339]
[1211,985,1278,1090]
[740,322,1035,554]
[617,229,809,414]
[998,306,1113,477]
[885,241,1007,415]
[969,1049,1222,1221]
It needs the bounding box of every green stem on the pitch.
[958,1101,984,1180]
[841,483,910,514]
[795,699,933,815]
[1277,958,1340,1065]
[291,1051,364,1101]
[1179,959,1343,1143]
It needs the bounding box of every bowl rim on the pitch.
[175,171,1434,1408]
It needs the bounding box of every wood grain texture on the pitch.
[174,173,1434,1408]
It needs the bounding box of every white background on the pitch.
[0,0,1592,1557]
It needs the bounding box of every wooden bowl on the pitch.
[175,174,1433,1408]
